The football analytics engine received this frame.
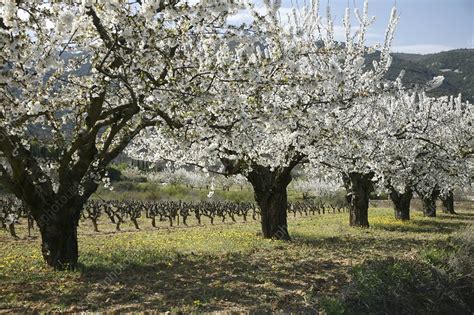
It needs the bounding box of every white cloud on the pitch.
[392,44,455,54]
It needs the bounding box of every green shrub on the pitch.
[449,240,474,277]
[113,181,138,192]
[146,190,162,201]
[111,162,130,171]
[447,224,474,310]
[106,166,122,182]
[320,297,345,315]
[344,257,471,314]
[421,247,451,267]
[214,189,254,202]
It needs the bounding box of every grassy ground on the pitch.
[1,206,473,313]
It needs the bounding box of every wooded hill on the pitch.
[379,48,474,102]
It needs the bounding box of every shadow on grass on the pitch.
[343,257,473,315]
[444,213,474,221]
[291,232,446,260]
[4,208,473,313]
[41,250,349,313]
[372,219,470,234]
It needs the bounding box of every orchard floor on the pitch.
[1,205,473,314]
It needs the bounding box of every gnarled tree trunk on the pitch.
[440,191,456,214]
[422,189,440,217]
[36,208,82,270]
[8,222,18,238]
[343,172,374,228]
[247,166,292,240]
[389,187,413,221]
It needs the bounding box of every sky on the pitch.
[229,0,474,54]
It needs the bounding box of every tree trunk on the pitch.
[389,187,413,221]
[247,166,292,240]
[422,189,440,217]
[115,218,122,231]
[8,222,18,238]
[92,219,99,232]
[343,172,374,228]
[441,191,456,214]
[28,215,35,237]
[132,218,140,230]
[38,212,80,270]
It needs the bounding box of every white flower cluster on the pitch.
[126,0,471,199]
[1,0,17,28]
[0,0,471,219]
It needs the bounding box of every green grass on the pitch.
[0,207,473,313]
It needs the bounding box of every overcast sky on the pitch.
[229,0,473,54]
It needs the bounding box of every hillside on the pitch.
[391,49,474,102]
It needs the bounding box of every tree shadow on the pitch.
[5,207,473,312]
[372,219,469,234]
[342,257,473,315]
[292,232,432,255]
[38,250,349,313]
[444,213,474,221]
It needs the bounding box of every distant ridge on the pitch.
[388,49,474,102]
